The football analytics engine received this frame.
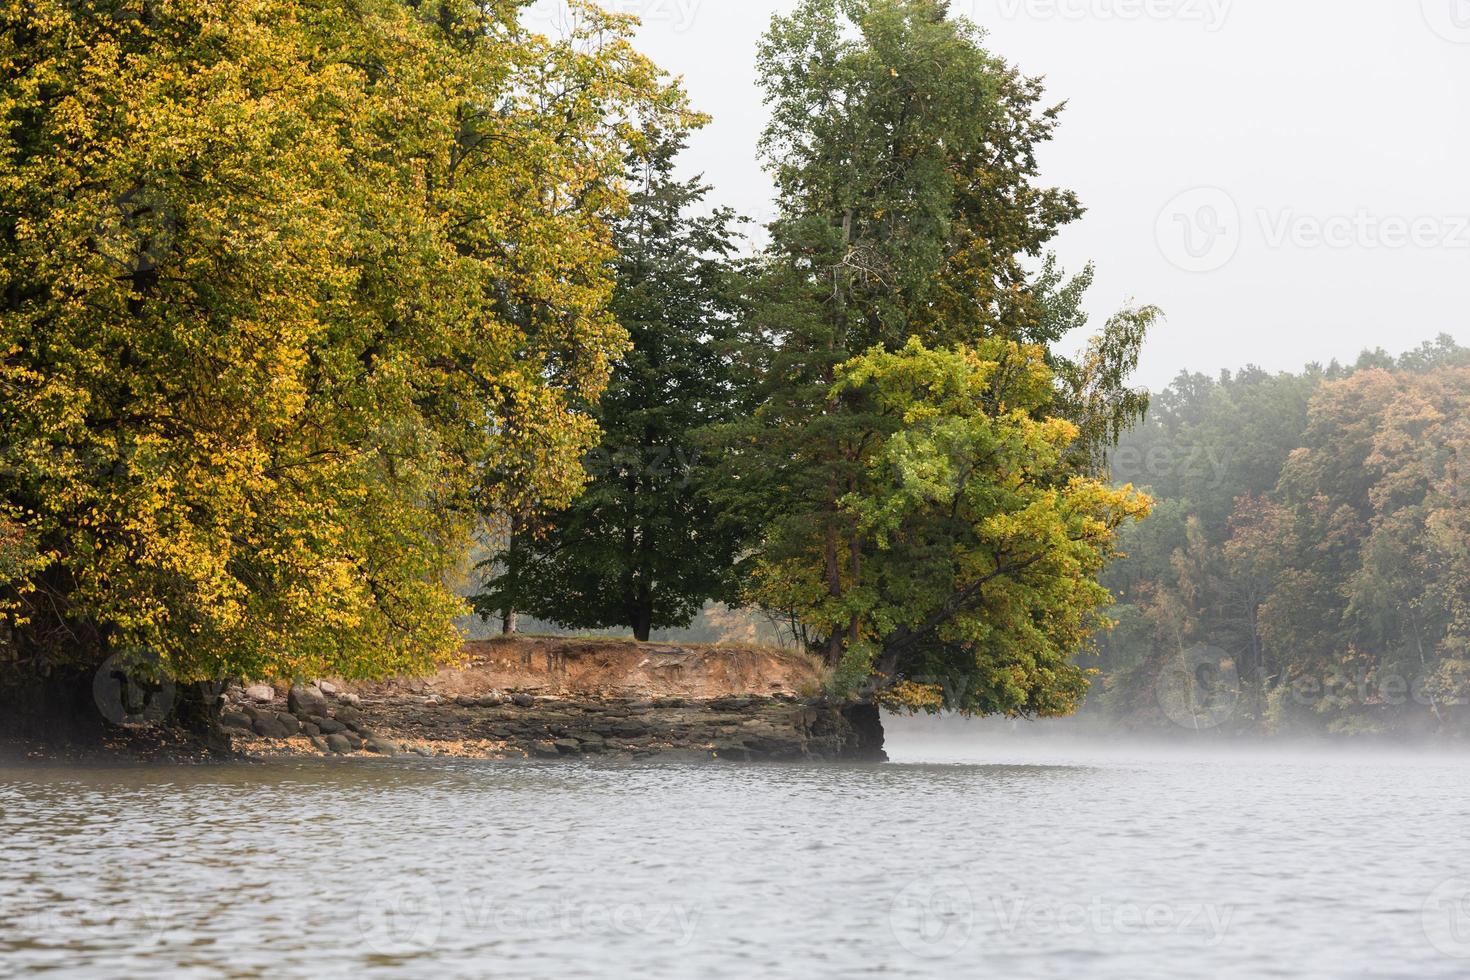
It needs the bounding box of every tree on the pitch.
[745,338,1151,715]
[721,0,1155,710]
[0,0,687,688]
[1089,338,1470,734]
[476,133,750,640]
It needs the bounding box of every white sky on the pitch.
[531,0,1470,391]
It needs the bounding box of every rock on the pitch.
[301,721,321,738]
[423,696,442,707]
[454,695,478,707]
[311,716,346,735]
[476,695,503,708]
[337,693,362,707]
[244,684,276,704]
[710,697,758,710]
[318,681,338,696]
[511,693,535,708]
[251,714,291,738]
[220,711,253,732]
[309,736,329,752]
[334,705,364,727]
[409,745,435,758]
[274,713,301,737]
[553,738,582,755]
[364,738,399,756]
[325,733,352,754]
[530,740,560,758]
[288,683,329,718]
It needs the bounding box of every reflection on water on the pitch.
[4,725,1470,978]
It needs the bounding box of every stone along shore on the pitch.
[220,637,886,762]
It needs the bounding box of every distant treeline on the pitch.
[1092,337,1470,735]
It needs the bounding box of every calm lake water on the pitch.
[5,719,1470,978]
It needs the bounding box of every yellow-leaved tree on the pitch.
[0,0,689,691]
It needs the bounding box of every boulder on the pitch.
[274,712,301,737]
[251,714,291,738]
[300,721,321,738]
[219,711,253,732]
[311,716,345,735]
[364,738,399,756]
[243,684,276,704]
[337,693,363,708]
[511,693,535,708]
[325,733,352,754]
[553,739,582,755]
[318,681,339,696]
[288,683,329,718]
[530,740,560,758]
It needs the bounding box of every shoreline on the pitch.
[221,687,885,764]
[0,637,887,764]
[217,635,885,764]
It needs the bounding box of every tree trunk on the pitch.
[502,516,519,635]
[632,580,653,642]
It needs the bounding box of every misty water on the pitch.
[5,720,1470,978]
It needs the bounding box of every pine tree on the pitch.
[478,134,751,641]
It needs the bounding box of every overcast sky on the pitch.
[531,0,1469,391]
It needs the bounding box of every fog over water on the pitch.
[6,729,1470,978]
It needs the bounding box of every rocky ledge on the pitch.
[221,681,886,763]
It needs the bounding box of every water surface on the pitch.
[4,723,1469,978]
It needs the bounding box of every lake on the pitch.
[4,719,1470,978]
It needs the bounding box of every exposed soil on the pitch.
[344,636,826,702]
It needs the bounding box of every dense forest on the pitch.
[1,0,1157,727]
[1092,337,1470,735]
[3,0,1465,739]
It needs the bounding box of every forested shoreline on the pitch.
[3,0,1163,742]
[1092,337,1470,735]
[3,0,1465,748]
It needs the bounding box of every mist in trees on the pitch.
[1094,336,1470,735]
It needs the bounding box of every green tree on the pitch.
[723,0,1155,711]
[476,134,750,641]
